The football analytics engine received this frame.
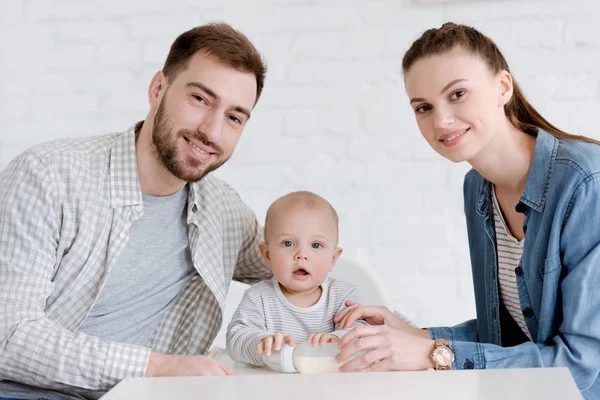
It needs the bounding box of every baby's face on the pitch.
[263,206,341,294]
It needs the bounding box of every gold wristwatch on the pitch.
[430,339,454,370]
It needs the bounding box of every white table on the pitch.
[102,366,582,399]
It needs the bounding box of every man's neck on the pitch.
[135,120,187,197]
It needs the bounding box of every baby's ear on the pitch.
[330,247,343,271]
[258,242,272,265]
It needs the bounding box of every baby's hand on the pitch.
[256,332,296,356]
[307,332,340,346]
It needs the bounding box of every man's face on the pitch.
[151,52,257,182]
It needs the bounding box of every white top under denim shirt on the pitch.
[428,129,600,399]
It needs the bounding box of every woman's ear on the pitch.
[498,70,514,107]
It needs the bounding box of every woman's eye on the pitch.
[450,90,465,100]
[312,243,322,249]
[415,105,432,114]
[282,241,293,247]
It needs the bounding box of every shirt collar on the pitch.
[517,129,558,213]
[476,129,558,216]
[109,123,143,208]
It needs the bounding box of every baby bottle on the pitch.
[262,342,341,374]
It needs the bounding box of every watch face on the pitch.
[433,347,453,367]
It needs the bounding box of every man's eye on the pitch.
[229,115,242,124]
[193,95,207,104]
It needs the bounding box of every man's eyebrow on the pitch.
[186,82,251,120]
[187,82,219,100]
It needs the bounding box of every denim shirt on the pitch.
[428,130,600,398]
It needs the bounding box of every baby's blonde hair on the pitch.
[263,191,339,243]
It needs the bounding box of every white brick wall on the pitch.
[1,0,599,328]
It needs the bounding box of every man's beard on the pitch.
[151,97,228,183]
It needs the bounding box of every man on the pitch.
[0,22,272,398]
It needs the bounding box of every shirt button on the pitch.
[119,232,126,239]
[113,198,122,206]
[523,308,534,318]
[514,267,523,276]
[515,203,527,213]
[463,360,474,369]
[134,204,143,212]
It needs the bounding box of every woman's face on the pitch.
[404,46,510,163]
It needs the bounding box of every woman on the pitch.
[334,22,600,398]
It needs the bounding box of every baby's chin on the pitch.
[277,278,323,294]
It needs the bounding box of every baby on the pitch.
[226,191,367,366]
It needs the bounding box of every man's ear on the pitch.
[329,247,343,272]
[148,70,167,109]
[498,70,514,107]
[258,242,272,267]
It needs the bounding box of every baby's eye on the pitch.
[282,240,294,247]
[311,243,322,249]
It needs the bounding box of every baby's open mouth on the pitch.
[293,268,309,276]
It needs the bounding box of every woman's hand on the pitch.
[334,300,413,332]
[335,324,435,372]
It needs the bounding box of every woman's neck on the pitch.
[468,121,536,196]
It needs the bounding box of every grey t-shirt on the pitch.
[79,186,195,346]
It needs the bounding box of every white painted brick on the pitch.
[0,2,23,24]
[284,108,363,136]
[92,42,145,67]
[292,29,389,60]
[66,69,139,93]
[37,45,98,69]
[0,97,30,118]
[31,94,98,118]
[565,15,600,46]
[440,1,594,22]
[550,73,598,101]
[274,5,362,31]
[101,90,149,113]
[204,4,361,34]
[26,0,164,20]
[129,12,220,39]
[142,37,176,65]
[477,19,565,49]
[55,21,130,43]
[289,60,402,85]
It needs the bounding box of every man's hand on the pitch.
[145,352,236,377]
[307,332,340,346]
[256,332,296,356]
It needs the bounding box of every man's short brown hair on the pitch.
[163,22,267,104]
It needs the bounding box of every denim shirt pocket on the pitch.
[540,253,562,279]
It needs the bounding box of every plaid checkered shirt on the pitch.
[0,124,272,394]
